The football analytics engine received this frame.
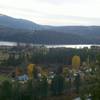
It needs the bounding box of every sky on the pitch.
[0,0,100,26]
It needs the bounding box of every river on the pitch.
[0,41,100,48]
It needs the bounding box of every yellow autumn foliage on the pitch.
[27,64,36,79]
[72,55,81,70]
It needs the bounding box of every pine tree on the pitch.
[51,74,65,95]
[0,80,12,100]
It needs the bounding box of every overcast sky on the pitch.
[0,0,100,26]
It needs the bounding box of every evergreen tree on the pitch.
[0,80,12,100]
[12,81,22,100]
[40,76,48,97]
[25,80,33,100]
[51,74,65,95]
[74,73,81,93]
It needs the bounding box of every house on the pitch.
[17,74,29,81]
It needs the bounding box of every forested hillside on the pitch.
[0,14,100,44]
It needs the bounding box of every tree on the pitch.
[41,67,48,77]
[72,55,81,71]
[74,73,81,93]
[63,67,69,77]
[12,81,22,100]
[15,67,22,77]
[25,80,33,100]
[51,74,65,95]
[39,76,48,98]
[80,54,100,100]
[0,80,12,100]
[27,64,37,79]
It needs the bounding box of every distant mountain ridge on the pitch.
[0,14,100,44]
[0,14,44,30]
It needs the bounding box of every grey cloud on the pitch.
[47,15,100,21]
[0,4,39,13]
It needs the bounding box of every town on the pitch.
[0,44,100,100]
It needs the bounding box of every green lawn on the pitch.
[0,75,11,82]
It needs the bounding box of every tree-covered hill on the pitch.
[0,14,100,44]
[0,25,86,44]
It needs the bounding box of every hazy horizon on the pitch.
[0,0,100,26]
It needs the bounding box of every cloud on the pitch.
[0,0,100,25]
[38,16,100,26]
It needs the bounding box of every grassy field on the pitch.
[0,75,11,82]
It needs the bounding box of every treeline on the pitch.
[1,25,100,44]
[0,28,86,44]
[1,48,98,67]
[31,48,97,64]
